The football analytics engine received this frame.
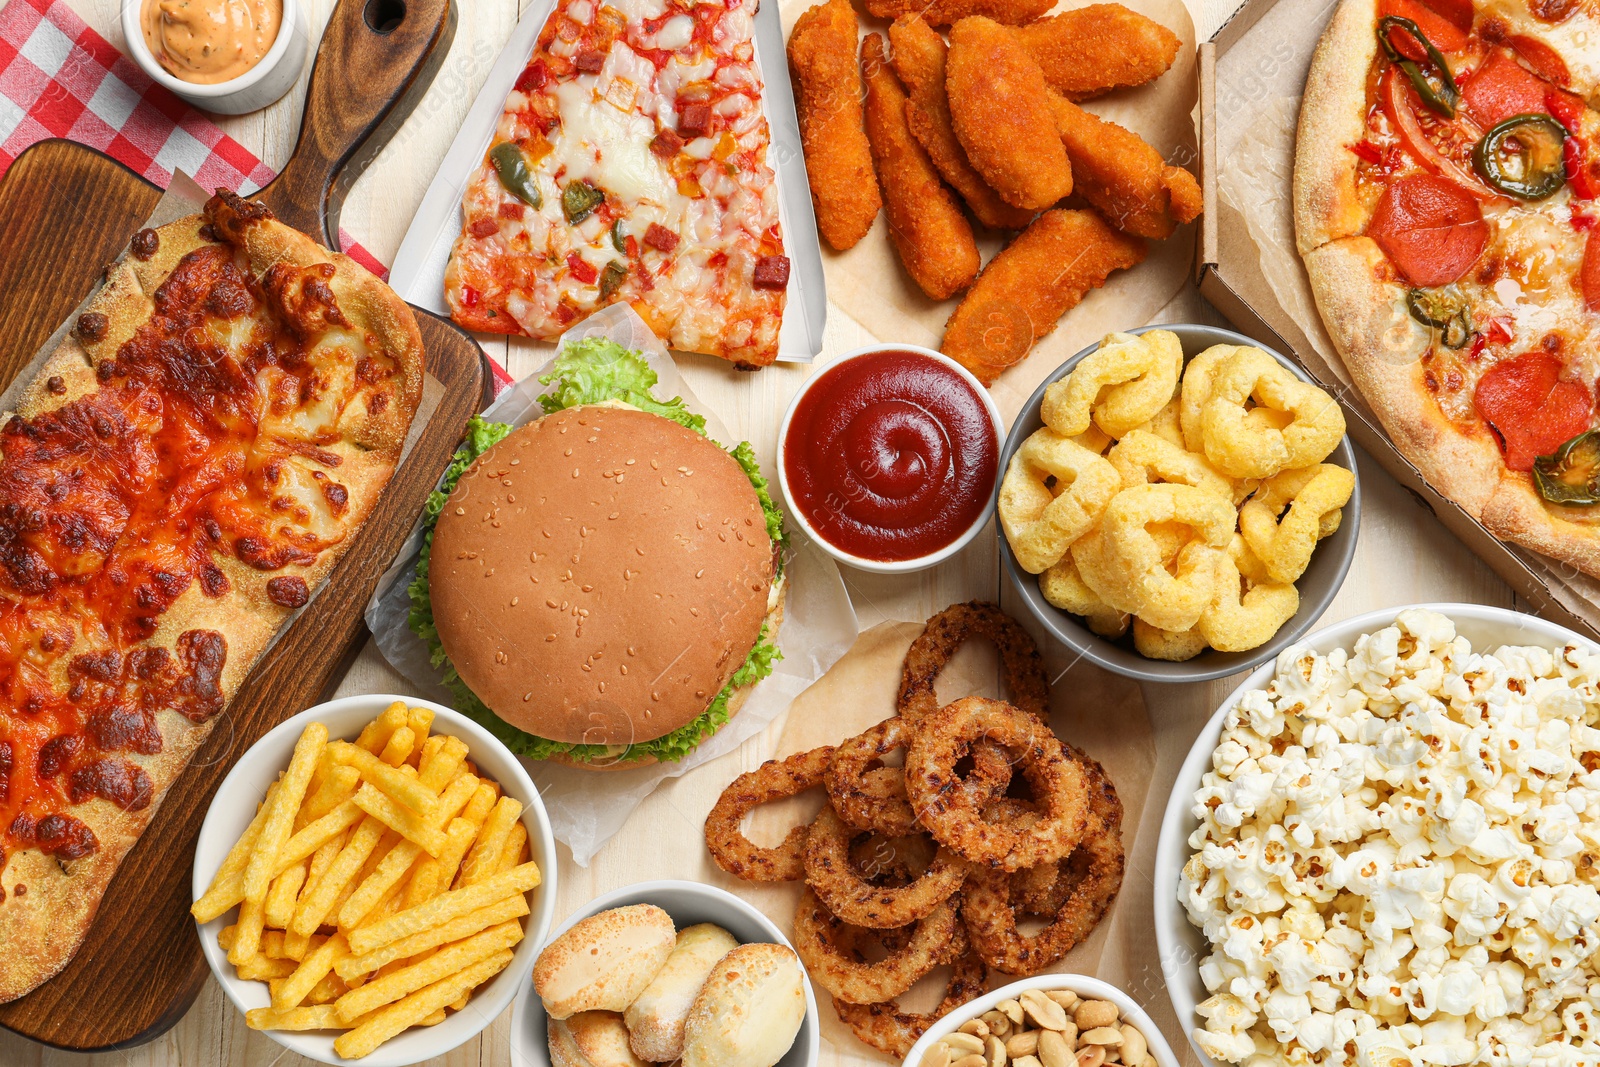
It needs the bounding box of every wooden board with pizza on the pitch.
[1294,0,1600,575]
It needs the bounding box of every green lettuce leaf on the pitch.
[408,347,784,766]
[537,338,705,433]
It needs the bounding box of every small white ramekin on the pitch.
[902,973,1182,1067]
[776,344,1006,575]
[193,693,557,1067]
[122,0,309,115]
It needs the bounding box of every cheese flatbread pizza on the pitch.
[1295,0,1600,574]
[0,191,424,1003]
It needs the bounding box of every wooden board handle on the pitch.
[254,0,456,244]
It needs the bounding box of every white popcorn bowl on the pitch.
[901,973,1182,1067]
[193,693,557,1067]
[508,879,820,1067]
[1153,603,1600,1067]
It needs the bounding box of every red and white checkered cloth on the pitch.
[0,0,387,278]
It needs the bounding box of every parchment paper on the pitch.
[782,0,1203,422]
[718,619,1155,1057]
[1212,0,1600,626]
[364,304,859,866]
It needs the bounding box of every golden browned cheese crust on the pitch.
[0,194,424,1003]
[1295,0,1600,578]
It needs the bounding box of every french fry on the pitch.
[405,707,434,767]
[434,818,484,896]
[352,783,446,856]
[499,822,529,873]
[218,924,238,952]
[264,862,308,930]
[229,896,267,966]
[284,930,312,961]
[273,932,350,1012]
[191,782,279,923]
[332,742,439,817]
[334,920,522,1022]
[196,800,365,919]
[418,735,466,791]
[421,1009,447,1025]
[245,723,327,905]
[261,930,288,959]
[355,702,408,756]
[305,970,350,1006]
[378,726,415,768]
[429,773,479,831]
[337,840,422,931]
[333,950,513,1059]
[459,796,522,887]
[299,764,360,828]
[348,861,541,955]
[449,994,468,1011]
[236,956,298,981]
[291,817,384,938]
[332,829,400,922]
[247,1004,345,1031]
[337,894,529,981]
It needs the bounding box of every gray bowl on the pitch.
[1000,324,1360,683]
[509,880,819,1067]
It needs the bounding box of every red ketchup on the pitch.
[783,350,998,562]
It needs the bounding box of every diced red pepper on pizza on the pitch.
[1583,228,1600,313]
[1474,352,1595,470]
[1461,50,1552,127]
[1366,173,1489,286]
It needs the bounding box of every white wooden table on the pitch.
[1,1,1517,1065]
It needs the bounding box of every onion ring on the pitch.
[825,716,1010,836]
[804,804,969,928]
[905,697,1089,872]
[960,753,1125,974]
[898,602,1050,722]
[792,886,961,1004]
[704,746,835,882]
[832,926,988,1056]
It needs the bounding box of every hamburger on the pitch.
[409,340,785,769]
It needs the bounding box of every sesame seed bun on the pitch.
[427,405,777,762]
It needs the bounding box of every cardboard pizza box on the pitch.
[1192,0,1600,642]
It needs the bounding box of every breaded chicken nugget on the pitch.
[864,0,1053,27]
[941,209,1146,383]
[946,17,1073,212]
[788,0,882,250]
[861,34,980,299]
[1008,5,1182,100]
[888,15,1036,230]
[1049,94,1203,239]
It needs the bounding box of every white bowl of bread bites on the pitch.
[512,880,819,1067]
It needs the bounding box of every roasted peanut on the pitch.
[1076,1047,1107,1067]
[947,1033,987,1055]
[1007,1032,1040,1058]
[923,1043,953,1067]
[962,1019,991,1039]
[1119,1025,1147,1065]
[1081,1027,1123,1046]
[1074,1000,1120,1030]
[987,1034,1008,1067]
[1020,989,1070,1030]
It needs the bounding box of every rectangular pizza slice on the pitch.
[0,192,424,1003]
[443,0,791,368]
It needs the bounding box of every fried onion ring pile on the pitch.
[700,602,1127,1057]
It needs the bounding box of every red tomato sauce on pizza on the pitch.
[0,243,354,869]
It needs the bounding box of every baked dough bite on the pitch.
[625,924,739,1062]
[534,904,676,1018]
[681,944,807,1067]
[550,1012,649,1067]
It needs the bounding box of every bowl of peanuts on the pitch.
[901,975,1180,1067]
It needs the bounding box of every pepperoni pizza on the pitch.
[1295,0,1600,574]
[0,192,424,1002]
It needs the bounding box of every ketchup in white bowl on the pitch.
[778,346,1001,572]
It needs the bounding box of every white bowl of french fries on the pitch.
[192,694,557,1066]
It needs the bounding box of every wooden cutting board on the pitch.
[0,0,492,1050]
